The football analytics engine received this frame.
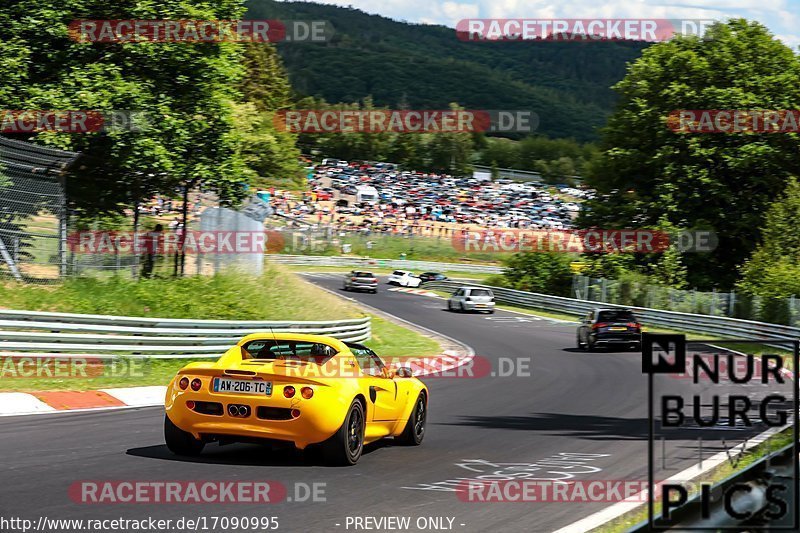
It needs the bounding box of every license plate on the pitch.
[213,377,272,396]
[609,327,627,331]
[476,303,487,307]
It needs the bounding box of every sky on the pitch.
[305,0,800,50]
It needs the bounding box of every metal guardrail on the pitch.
[267,254,504,274]
[0,310,371,358]
[424,280,800,340]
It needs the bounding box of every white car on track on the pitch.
[387,270,422,287]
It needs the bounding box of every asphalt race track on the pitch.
[0,274,793,533]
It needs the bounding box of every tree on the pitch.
[236,43,304,189]
[240,43,292,113]
[481,137,518,168]
[388,133,424,169]
[426,103,475,176]
[579,19,800,289]
[739,178,800,299]
[231,102,304,190]
[501,252,575,296]
[581,253,637,280]
[649,245,688,289]
[490,160,499,181]
[0,0,259,214]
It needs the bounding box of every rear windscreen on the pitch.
[353,272,374,277]
[241,340,336,363]
[597,311,637,323]
[470,289,493,297]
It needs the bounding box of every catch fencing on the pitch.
[573,274,800,328]
[0,137,79,282]
[0,310,371,359]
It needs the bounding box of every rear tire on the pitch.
[164,414,204,456]
[321,400,365,466]
[396,393,426,446]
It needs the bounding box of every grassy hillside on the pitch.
[246,0,650,140]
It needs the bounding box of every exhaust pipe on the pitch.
[227,404,250,417]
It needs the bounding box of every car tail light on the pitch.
[628,322,641,330]
[301,387,314,399]
[291,409,301,418]
[190,378,202,391]
[284,386,296,398]
[592,322,609,330]
[179,377,189,390]
[351,277,357,281]
[186,400,196,410]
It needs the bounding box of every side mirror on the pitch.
[394,367,414,378]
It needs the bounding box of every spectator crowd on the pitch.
[272,160,593,237]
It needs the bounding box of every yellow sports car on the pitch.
[164,333,428,465]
